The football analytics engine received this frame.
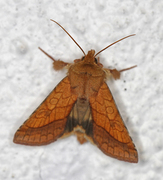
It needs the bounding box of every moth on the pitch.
[13,20,138,163]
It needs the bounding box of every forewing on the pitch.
[89,82,138,163]
[13,77,77,145]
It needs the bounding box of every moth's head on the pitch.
[82,49,98,64]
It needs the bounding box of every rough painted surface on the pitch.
[1,0,163,179]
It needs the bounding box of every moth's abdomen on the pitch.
[63,98,93,140]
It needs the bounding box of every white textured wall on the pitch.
[1,0,163,179]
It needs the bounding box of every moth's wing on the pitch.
[13,77,77,145]
[89,82,138,163]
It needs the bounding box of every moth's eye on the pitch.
[95,58,98,64]
[81,56,85,60]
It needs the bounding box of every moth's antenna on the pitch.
[50,19,86,55]
[94,34,135,57]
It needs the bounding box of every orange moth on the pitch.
[13,20,138,163]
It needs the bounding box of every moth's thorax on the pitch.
[68,50,106,99]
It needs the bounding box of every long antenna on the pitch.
[50,19,86,55]
[94,34,135,57]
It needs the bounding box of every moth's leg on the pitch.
[39,47,70,70]
[105,65,137,80]
[74,131,87,144]
[74,59,81,63]
[96,57,103,68]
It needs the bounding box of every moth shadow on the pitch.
[107,79,139,143]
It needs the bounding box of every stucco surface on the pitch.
[0,1,163,179]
